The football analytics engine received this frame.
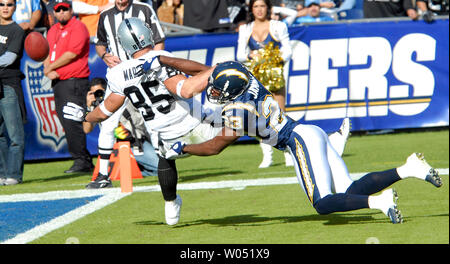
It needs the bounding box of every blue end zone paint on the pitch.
[0,195,102,242]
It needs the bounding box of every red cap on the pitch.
[53,0,72,11]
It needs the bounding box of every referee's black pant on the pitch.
[52,78,92,167]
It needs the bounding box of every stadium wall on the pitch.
[21,18,449,160]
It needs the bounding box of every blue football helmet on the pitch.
[207,61,250,104]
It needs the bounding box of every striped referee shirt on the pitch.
[96,0,165,61]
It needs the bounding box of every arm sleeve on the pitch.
[0,51,18,67]
[236,24,250,62]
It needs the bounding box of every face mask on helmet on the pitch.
[117,17,155,57]
[206,61,250,104]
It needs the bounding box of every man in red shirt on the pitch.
[44,0,93,173]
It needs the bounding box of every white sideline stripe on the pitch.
[0,188,126,203]
[1,192,130,244]
[0,168,447,244]
[0,168,448,203]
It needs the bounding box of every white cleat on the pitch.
[405,153,442,187]
[258,158,273,168]
[379,188,403,224]
[328,117,351,156]
[165,195,182,226]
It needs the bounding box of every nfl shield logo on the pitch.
[25,61,66,151]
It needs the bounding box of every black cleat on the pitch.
[85,173,113,189]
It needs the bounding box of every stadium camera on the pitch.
[92,89,105,107]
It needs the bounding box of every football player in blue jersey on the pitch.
[163,60,443,224]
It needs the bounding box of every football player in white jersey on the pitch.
[65,18,222,225]
[163,60,443,224]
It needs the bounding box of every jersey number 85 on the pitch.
[124,80,176,121]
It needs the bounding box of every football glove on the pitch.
[142,55,161,72]
[63,102,86,122]
[114,124,132,141]
[165,141,188,160]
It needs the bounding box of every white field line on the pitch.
[1,192,130,244]
[0,168,447,244]
[1,168,447,203]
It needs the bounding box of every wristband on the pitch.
[176,80,185,98]
[99,102,113,117]
[82,111,89,122]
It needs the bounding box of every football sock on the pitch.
[396,160,427,180]
[98,150,112,176]
[158,156,178,201]
[367,189,395,215]
[98,158,110,176]
[313,193,369,215]
[346,169,401,196]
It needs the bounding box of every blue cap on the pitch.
[305,0,320,7]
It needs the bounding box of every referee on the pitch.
[96,0,166,68]
[44,0,93,173]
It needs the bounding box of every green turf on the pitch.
[3,129,449,244]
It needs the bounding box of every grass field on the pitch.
[0,128,448,245]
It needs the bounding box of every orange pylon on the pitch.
[91,142,143,189]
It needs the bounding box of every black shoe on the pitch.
[85,173,113,189]
[64,163,94,174]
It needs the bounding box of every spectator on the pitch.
[72,0,114,39]
[37,0,57,30]
[145,0,161,10]
[236,0,293,168]
[226,0,247,28]
[291,0,335,24]
[12,0,42,32]
[270,0,283,5]
[96,0,165,68]
[157,0,183,25]
[183,0,232,32]
[81,78,158,186]
[0,0,26,186]
[281,0,303,9]
[416,0,448,17]
[44,0,93,173]
[318,0,335,9]
[273,1,308,25]
[363,0,419,19]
